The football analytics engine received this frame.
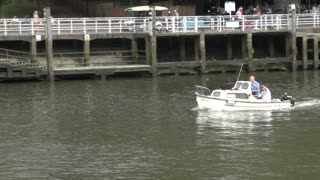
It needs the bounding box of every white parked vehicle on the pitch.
[195,81,295,111]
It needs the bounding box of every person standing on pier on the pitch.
[174,9,179,17]
[33,10,41,32]
[236,6,243,20]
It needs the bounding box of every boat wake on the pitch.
[294,98,320,109]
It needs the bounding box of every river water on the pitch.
[0,71,320,179]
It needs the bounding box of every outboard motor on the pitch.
[281,93,295,106]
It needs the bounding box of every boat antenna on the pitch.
[236,63,244,82]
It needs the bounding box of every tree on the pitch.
[0,0,11,17]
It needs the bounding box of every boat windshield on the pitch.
[235,82,242,89]
[235,82,249,90]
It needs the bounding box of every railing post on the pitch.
[144,18,147,32]
[276,15,279,30]
[58,19,61,35]
[83,18,86,34]
[211,17,215,30]
[314,14,316,29]
[195,17,198,32]
[95,19,98,33]
[133,18,136,32]
[19,21,22,35]
[4,19,7,36]
[172,17,175,33]
[31,19,34,35]
[183,16,187,32]
[242,17,245,31]
[120,19,122,33]
[264,15,267,30]
[108,18,111,34]
[219,16,222,32]
[71,20,73,34]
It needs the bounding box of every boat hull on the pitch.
[196,95,293,111]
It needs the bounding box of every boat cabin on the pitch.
[209,81,256,101]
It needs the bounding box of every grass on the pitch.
[0,0,40,18]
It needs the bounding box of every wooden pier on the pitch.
[0,12,319,81]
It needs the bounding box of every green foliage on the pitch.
[0,0,11,7]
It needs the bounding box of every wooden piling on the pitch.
[179,37,186,61]
[291,9,297,71]
[45,7,54,82]
[30,35,37,64]
[314,36,319,70]
[151,6,157,77]
[145,37,151,65]
[247,32,253,71]
[302,35,308,70]
[199,32,206,73]
[131,37,138,63]
[84,34,91,66]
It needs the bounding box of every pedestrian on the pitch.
[33,10,41,32]
[174,9,179,17]
[236,6,243,20]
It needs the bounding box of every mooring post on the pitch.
[179,37,186,61]
[302,34,308,70]
[194,36,199,62]
[151,6,158,77]
[131,37,138,63]
[291,7,297,71]
[145,37,151,65]
[314,36,319,70]
[199,32,206,73]
[247,32,253,71]
[44,7,54,82]
[30,35,37,64]
[84,34,91,66]
[227,36,232,60]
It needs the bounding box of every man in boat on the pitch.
[260,85,272,102]
[249,75,261,98]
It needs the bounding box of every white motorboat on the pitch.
[195,81,295,111]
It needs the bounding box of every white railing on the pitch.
[155,14,289,32]
[296,13,320,29]
[0,13,319,36]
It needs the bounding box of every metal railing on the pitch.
[0,13,319,36]
[296,13,320,29]
[0,48,31,61]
